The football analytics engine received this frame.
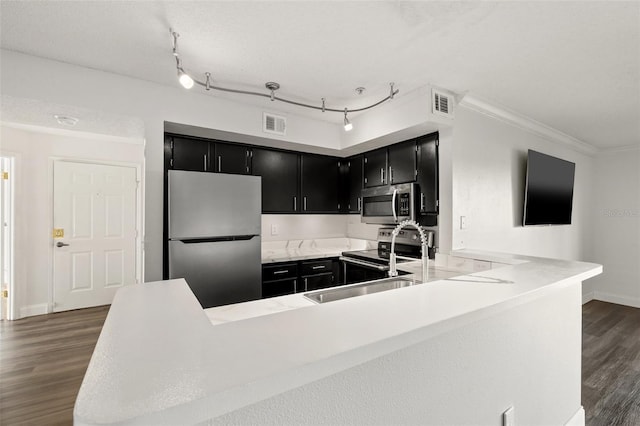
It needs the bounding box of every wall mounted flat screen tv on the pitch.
[523,150,576,226]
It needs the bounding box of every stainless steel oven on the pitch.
[361,183,417,225]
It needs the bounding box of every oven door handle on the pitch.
[339,256,389,271]
[391,188,398,222]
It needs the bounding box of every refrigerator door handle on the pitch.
[175,235,258,244]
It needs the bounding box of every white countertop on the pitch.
[74,250,602,425]
[261,237,376,263]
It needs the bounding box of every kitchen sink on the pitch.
[304,277,422,304]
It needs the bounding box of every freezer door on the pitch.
[169,170,261,239]
[168,236,262,308]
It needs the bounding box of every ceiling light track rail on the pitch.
[170,29,399,130]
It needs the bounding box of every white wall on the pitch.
[0,50,342,282]
[0,125,144,318]
[213,283,583,425]
[588,148,640,307]
[451,105,595,262]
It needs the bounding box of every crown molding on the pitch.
[596,144,640,155]
[1,121,145,145]
[459,95,599,156]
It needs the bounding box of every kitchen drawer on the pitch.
[299,259,333,276]
[262,277,297,298]
[299,272,335,292]
[262,263,298,281]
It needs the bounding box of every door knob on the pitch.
[56,241,70,247]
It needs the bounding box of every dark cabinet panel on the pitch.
[300,154,339,213]
[388,139,417,184]
[363,148,387,188]
[416,132,439,219]
[252,148,299,213]
[171,137,211,172]
[347,156,363,213]
[262,278,297,298]
[301,272,335,291]
[215,142,251,175]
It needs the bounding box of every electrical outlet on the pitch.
[270,224,278,236]
[460,216,467,230]
[503,406,515,426]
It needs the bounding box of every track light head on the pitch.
[343,108,353,132]
[178,68,194,89]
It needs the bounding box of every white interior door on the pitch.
[53,161,138,312]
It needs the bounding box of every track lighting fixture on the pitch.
[169,29,398,130]
[178,68,194,89]
[343,108,353,132]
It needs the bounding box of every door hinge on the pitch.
[2,171,8,180]
[2,289,8,298]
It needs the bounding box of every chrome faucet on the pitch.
[388,220,432,283]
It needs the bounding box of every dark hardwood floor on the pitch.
[0,305,109,425]
[583,300,640,426]
[0,301,638,425]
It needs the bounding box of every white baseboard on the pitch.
[582,292,594,305]
[593,291,640,308]
[18,303,49,319]
[565,406,585,426]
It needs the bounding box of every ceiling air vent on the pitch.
[432,89,454,118]
[263,112,287,135]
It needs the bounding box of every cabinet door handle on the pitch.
[312,265,325,270]
[218,155,222,172]
[421,192,425,211]
[273,270,288,275]
[203,154,207,171]
[380,168,384,184]
[389,166,393,183]
[293,196,297,211]
[303,196,307,211]
[357,197,361,212]
[245,150,250,173]
[304,277,308,291]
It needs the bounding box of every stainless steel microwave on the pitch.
[361,183,417,224]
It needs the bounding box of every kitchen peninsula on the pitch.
[74,251,601,426]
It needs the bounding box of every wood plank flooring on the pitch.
[0,301,637,425]
[582,300,640,425]
[0,305,109,425]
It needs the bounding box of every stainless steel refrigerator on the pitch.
[168,170,261,308]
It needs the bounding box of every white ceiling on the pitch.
[1,1,638,149]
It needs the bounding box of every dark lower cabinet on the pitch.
[252,148,299,213]
[262,262,298,298]
[262,258,340,298]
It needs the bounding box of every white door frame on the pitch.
[49,157,144,312]
[0,154,16,320]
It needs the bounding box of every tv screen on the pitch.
[523,150,575,226]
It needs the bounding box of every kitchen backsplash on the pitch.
[261,214,348,242]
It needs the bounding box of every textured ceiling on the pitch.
[1,1,639,149]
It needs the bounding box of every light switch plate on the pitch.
[460,216,467,230]
[271,224,278,236]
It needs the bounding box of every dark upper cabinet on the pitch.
[300,154,339,213]
[170,136,211,172]
[215,142,252,175]
[416,132,439,216]
[252,148,299,213]
[346,155,363,213]
[388,139,417,184]
[363,148,387,188]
